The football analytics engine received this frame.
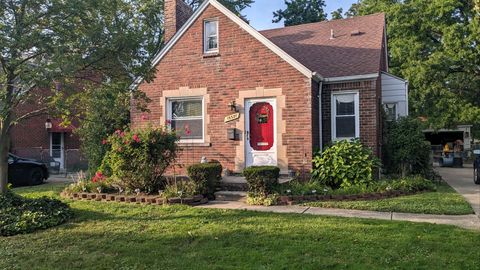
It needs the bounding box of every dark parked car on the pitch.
[474,150,480,185]
[8,153,49,187]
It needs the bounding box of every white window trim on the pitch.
[203,19,219,54]
[166,96,205,144]
[384,102,398,121]
[331,91,360,141]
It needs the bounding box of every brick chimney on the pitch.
[164,0,194,43]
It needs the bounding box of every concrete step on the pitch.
[219,182,248,191]
[214,191,247,202]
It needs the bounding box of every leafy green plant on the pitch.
[274,180,326,196]
[243,166,280,195]
[312,140,380,189]
[383,117,433,178]
[0,192,72,236]
[162,180,199,199]
[246,193,279,206]
[100,127,178,194]
[187,162,222,197]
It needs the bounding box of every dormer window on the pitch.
[204,20,218,53]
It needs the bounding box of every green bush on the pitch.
[274,176,435,196]
[312,140,380,189]
[243,166,280,195]
[383,117,433,178]
[246,193,279,206]
[187,162,223,197]
[100,127,178,194]
[0,192,73,236]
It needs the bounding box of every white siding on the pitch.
[381,72,408,118]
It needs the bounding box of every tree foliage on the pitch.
[349,0,480,137]
[273,0,327,26]
[330,8,344,20]
[0,0,164,193]
[185,0,254,17]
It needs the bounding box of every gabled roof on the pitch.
[131,1,388,90]
[130,0,314,89]
[260,13,386,78]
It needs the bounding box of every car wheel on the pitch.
[475,167,480,185]
[30,168,44,186]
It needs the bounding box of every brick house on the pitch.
[10,86,81,170]
[131,0,408,175]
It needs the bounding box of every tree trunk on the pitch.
[0,127,10,194]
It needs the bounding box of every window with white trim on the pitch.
[384,103,397,121]
[167,97,204,142]
[332,92,360,140]
[204,20,218,53]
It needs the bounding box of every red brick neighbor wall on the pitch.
[321,79,381,157]
[131,4,314,175]
[10,87,81,160]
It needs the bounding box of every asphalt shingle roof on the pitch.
[260,13,386,78]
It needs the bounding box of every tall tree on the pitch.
[349,0,480,137]
[185,0,254,16]
[273,0,327,26]
[0,0,164,193]
[331,8,344,20]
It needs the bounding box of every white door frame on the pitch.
[50,132,65,169]
[245,98,277,167]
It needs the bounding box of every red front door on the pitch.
[245,99,277,167]
[249,102,274,151]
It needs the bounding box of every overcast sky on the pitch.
[243,0,359,30]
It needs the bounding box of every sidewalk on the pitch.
[198,201,480,230]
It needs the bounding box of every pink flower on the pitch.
[165,119,172,126]
[141,114,149,121]
[96,171,103,178]
[132,134,141,143]
[119,131,125,137]
[114,130,122,135]
[101,139,107,145]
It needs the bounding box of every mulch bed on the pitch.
[277,190,426,205]
[60,192,208,206]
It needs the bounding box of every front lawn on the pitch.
[304,182,474,215]
[1,183,479,269]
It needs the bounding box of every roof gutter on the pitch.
[323,73,379,83]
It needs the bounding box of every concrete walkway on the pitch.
[199,167,480,231]
[198,201,480,230]
[436,166,480,217]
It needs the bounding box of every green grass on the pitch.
[1,183,479,269]
[303,182,474,215]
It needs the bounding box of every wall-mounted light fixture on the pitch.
[45,119,52,130]
[228,101,238,112]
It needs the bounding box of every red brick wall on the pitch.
[321,79,381,156]
[132,4,313,174]
[10,87,81,160]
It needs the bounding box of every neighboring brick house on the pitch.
[131,0,408,175]
[10,86,81,170]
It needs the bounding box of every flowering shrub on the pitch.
[100,127,178,194]
[312,140,380,189]
[63,171,114,194]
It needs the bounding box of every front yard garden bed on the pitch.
[277,189,427,205]
[60,191,208,206]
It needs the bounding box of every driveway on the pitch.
[437,166,480,217]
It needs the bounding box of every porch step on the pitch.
[214,191,247,202]
[220,175,248,191]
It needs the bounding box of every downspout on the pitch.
[313,72,324,153]
[405,81,409,116]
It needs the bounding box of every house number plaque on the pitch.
[224,112,240,123]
